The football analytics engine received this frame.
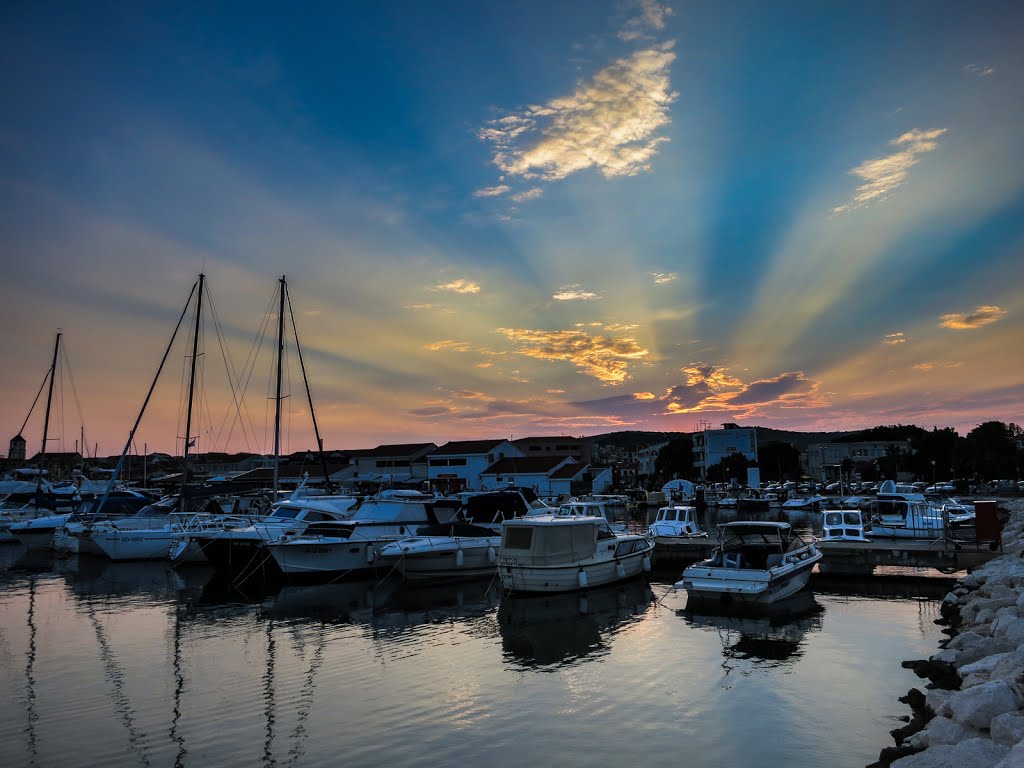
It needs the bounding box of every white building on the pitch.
[693,423,758,479]
[426,439,524,493]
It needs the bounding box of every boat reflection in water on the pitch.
[498,579,655,668]
[677,590,825,668]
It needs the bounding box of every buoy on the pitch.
[615,561,626,579]
[486,546,496,564]
[456,548,464,567]
[641,554,652,572]
[577,570,589,588]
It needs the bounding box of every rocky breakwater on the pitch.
[870,498,1024,768]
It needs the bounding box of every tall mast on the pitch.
[285,281,334,493]
[181,273,204,513]
[273,276,285,498]
[37,331,61,496]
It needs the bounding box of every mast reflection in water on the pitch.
[0,547,952,768]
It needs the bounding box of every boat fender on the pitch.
[577,569,588,589]
[456,548,464,567]
[487,546,496,564]
[615,561,625,579]
[366,545,375,564]
[641,554,652,573]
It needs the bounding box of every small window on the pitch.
[503,527,533,550]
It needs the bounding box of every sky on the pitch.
[1,0,1022,458]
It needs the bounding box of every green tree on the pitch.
[757,440,802,481]
[654,436,694,482]
[964,421,1022,482]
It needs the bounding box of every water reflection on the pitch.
[498,579,654,668]
[678,591,825,668]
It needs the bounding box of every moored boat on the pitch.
[498,514,653,594]
[676,521,821,604]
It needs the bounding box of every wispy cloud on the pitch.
[425,340,472,352]
[432,278,481,294]
[479,44,677,184]
[938,304,1006,330]
[650,271,678,284]
[964,63,996,77]
[832,128,947,213]
[913,361,964,371]
[553,284,602,301]
[619,0,673,41]
[881,332,906,345]
[474,185,510,198]
[497,327,649,383]
[510,187,543,202]
[404,303,455,313]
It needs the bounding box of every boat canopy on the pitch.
[500,517,605,566]
[718,521,793,547]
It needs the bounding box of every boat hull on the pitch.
[499,547,652,594]
[678,552,821,604]
[265,537,380,579]
[378,538,500,582]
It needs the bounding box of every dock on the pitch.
[652,535,1000,574]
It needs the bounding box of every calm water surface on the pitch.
[0,543,950,768]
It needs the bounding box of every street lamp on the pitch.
[931,460,936,484]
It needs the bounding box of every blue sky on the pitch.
[2,1,1022,456]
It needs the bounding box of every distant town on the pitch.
[4,420,1022,500]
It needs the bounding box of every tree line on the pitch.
[652,421,1023,486]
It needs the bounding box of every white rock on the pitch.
[960,652,1015,677]
[891,738,1008,768]
[993,740,1024,768]
[918,715,983,746]
[948,680,1020,730]
[991,712,1024,747]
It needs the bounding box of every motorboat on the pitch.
[821,509,869,542]
[376,523,500,581]
[781,494,828,511]
[376,489,544,581]
[497,514,653,594]
[553,499,626,530]
[189,493,363,576]
[675,521,822,604]
[9,490,153,550]
[646,505,705,542]
[869,480,972,538]
[261,491,462,580]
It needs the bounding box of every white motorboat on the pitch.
[646,505,705,543]
[377,524,500,581]
[869,480,971,538]
[676,521,822,604]
[553,498,626,530]
[190,495,362,576]
[498,514,653,594]
[781,494,828,511]
[10,490,153,550]
[376,489,543,582]
[262,491,462,580]
[821,509,869,542]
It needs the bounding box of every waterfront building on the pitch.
[692,424,758,480]
[427,439,524,493]
[352,443,437,484]
[804,440,912,482]
[512,435,592,464]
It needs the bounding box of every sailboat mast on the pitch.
[36,331,61,497]
[181,273,205,513]
[284,281,334,493]
[273,276,285,498]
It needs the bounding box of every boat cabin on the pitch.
[500,516,614,567]
[648,505,702,537]
[821,509,869,541]
[708,522,811,570]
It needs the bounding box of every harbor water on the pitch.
[0,544,948,768]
